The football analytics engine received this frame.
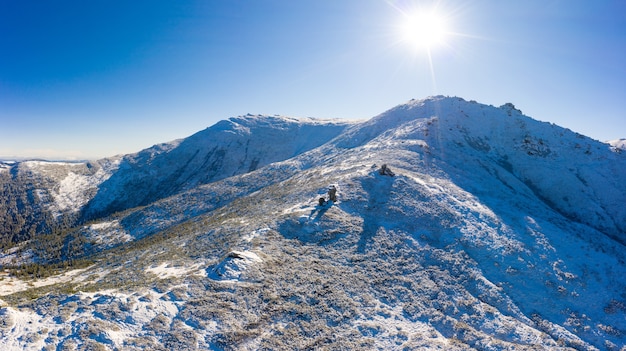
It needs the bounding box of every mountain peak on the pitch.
[1,97,625,350]
[80,115,354,219]
[608,138,626,151]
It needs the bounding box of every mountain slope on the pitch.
[1,96,625,350]
[0,158,120,246]
[81,115,353,220]
[0,116,353,247]
[335,97,625,241]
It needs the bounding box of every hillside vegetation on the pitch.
[1,96,625,350]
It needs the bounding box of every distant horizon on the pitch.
[2,1,625,160]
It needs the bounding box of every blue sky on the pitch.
[1,0,625,160]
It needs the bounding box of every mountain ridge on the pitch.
[1,96,625,350]
[80,114,355,220]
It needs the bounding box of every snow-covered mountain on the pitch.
[1,96,625,350]
[81,115,353,220]
[0,158,121,245]
[0,116,352,246]
[609,138,626,152]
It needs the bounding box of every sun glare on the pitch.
[400,9,448,51]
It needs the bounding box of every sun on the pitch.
[399,9,449,52]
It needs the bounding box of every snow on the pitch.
[146,262,206,279]
[0,288,183,351]
[0,162,11,173]
[81,115,354,220]
[608,138,626,151]
[0,266,92,296]
[0,245,30,266]
[80,220,132,248]
[0,306,55,350]
[208,250,263,282]
[60,159,119,214]
[7,158,122,219]
[54,171,97,213]
[23,160,81,168]
[1,96,625,350]
[242,227,271,242]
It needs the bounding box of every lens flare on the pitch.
[400,10,448,51]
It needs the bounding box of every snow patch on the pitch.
[0,266,92,296]
[0,245,31,267]
[0,287,184,351]
[81,220,131,248]
[146,262,205,279]
[242,227,270,242]
[208,251,262,282]
[608,138,626,151]
[52,165,111,214]
[0,162,11,173]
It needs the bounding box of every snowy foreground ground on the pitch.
[1,96,625,350]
